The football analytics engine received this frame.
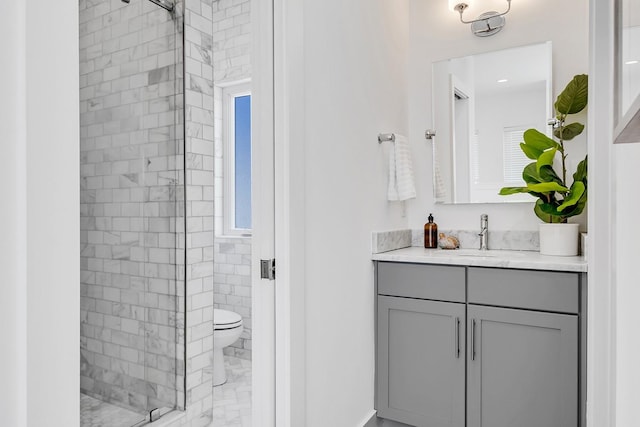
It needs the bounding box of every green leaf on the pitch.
[563,190,588,218]
[555,74,588,115]
[520,143,542,160]
[534,200,565,223]
[537,200,562,215]
[523,162,543,184]
[499,186,530,195]
[573,155,588,184]
[527,182,569,193]
[536,147,557,173]
[557,181,586,212]
[523,164,563,187]
[553,122,585,141]
[523,129,558,151]
[538,165,564,185]
[555,190,587,218]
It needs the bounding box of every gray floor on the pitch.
[213,356,252,427]
[80,393,145,427]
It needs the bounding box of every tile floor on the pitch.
[80,393,146,427]
[81,356,251,427]
[213,356,252,427]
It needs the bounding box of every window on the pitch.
[502,125,533,185]
[223,83,252,235]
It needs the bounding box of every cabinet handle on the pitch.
[455,317,460,358]
[471,319,476,361]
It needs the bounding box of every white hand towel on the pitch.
[387,134,417,201]
[433,153,448,200]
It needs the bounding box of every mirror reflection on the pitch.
[618,0,640,124]
[432,42,553,204]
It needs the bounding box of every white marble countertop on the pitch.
[372,247,587,273]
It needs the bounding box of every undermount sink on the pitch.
[435,249,525,258]
[439,249,497,257]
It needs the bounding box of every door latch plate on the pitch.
[260,259,275,280]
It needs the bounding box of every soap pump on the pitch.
[424,213,438,249]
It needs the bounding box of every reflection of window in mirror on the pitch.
[453,87,471,203]
[502,126,531,185]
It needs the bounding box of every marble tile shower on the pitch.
[80,0,228,424]
[79,0,184,414]
[80,393,145,427]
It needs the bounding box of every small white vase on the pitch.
[539,223,580,256]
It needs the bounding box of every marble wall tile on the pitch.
[371,229,412,254]
[411,229,540,251]
[79,0,184,415]
[183,0,215,422]
[214,236,252,360]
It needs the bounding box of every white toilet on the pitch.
[213,309,244,386]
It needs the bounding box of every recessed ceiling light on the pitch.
[626,60,639,65]
[497,79,508,83]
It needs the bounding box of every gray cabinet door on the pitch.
[467,305,578,427]
[377,296,465,427]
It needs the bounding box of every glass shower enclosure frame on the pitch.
[79,0,187,423]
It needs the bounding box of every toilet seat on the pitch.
[214,309,243,330]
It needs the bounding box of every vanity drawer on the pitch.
[377,262,465,302]
[468,267,580,313]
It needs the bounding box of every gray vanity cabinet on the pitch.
[376,263,467,426]
[466,305,578,427]
[377,296,465,426]
[375,262,584,427]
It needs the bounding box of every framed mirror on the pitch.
[432,42,553,204]
[614,0,640,143]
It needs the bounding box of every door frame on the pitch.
[252,0,307,425]
[587,0,616,426]
[251,0,276,425]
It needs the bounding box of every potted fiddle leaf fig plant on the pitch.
[499,74,588,256]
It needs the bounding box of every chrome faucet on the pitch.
[479,214,488,250]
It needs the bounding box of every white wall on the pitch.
[614,143,640,426]
[407,0,589,231]
[0,0,80,425]
[295,0,410,425]
[0,2,27,426]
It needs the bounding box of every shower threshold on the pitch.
[131,407,177,426]
[132,408,187,426]
[81,394,177,427]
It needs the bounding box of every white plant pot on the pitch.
[539,223,580,256]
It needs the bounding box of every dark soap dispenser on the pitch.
[424,213,438,248]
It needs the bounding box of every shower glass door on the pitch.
[79,0,184,424]
[138,0,184,419]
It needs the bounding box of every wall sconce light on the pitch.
[448,0,512,37]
